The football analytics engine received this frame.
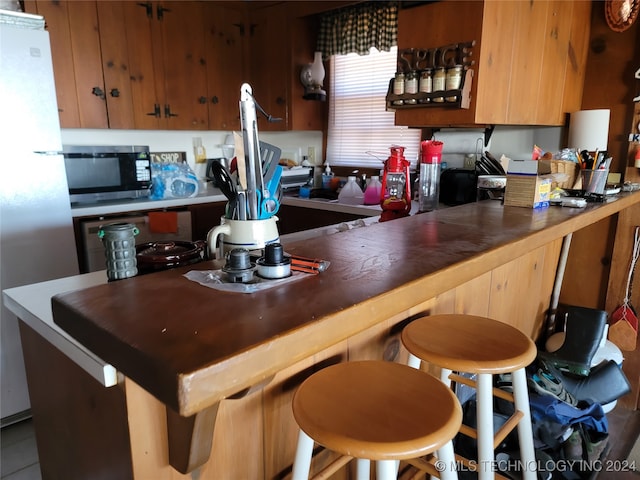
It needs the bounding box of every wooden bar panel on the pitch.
[18,322,133,480]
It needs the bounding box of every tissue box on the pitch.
[504,175,551,208]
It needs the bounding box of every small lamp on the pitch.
[300,52,326,101]
[568,109,610,152]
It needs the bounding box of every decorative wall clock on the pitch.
[606,0,639,32]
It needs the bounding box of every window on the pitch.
[327,46,421,169]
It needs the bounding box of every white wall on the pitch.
[432,125,564,169]
[61,129,324,180]
[61,125,564,174]
[490,126,564,160]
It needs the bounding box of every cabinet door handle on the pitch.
[198,96,207,104]
[146,104,161,117]
[110,88,120,98]
[91,86,105,100]
[164,105,178,118]
[276,96,285,106]
[211,96,219,104]
[232,23,245,36]
[136,2,153,18]
[156,5,171,20]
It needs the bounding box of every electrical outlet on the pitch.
[307,146,316,165]
[463,154,475,170]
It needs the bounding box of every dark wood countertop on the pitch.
[52,193,640,416]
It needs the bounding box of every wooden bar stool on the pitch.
[401,314,538,480]
[291,360,462,480]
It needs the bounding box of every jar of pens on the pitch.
[579,150,612,201]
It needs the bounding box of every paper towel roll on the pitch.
[568,109,610,151]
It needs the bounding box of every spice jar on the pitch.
[392,72,405,105]
[446,65,463,102]
[418,69,432,103]
[405,70,418,104]
[432,67,446,103]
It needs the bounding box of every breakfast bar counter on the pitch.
[5,192,640,479]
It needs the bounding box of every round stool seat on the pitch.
[292,360,462,461]
[402,314,537,374]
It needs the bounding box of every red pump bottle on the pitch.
[380,146,412,222]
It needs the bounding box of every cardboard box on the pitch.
[504,174,551,208]
[506,159,580,190]
[507,160,552,175]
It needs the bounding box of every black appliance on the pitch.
[62,145,151,204]
[439,168,477,206]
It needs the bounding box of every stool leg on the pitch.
[376,460,397,480]
[512,368,537,480]
[356,459,370,480]
[476,373,494,480]
[437,439,458,480]
[440,367,453,387]
[408,353,421,369]
[292,430,314,480]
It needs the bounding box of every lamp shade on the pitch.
[568,109,610,152]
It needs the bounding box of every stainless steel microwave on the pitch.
[62,145,152,204]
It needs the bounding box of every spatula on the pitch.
[233,131,247,191]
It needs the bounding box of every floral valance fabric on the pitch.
[317,1,398,57]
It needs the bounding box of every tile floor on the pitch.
[0,419,40,480]
[1,409,638,479]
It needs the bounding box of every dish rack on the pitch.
[281,167,313,190]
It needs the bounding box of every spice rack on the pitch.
[385,42,475,110]
[385,69,473,110]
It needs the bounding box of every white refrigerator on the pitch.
[0,11,79,424]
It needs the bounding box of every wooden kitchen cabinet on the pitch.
[24,1,110,128]
[26,0,324,131]
[204,2,246,131]
[25,1,247,130]
[394,0,591,127]
[247,2,325,132]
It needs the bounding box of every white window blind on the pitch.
[327,46,421,169]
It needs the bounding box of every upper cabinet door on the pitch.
[26,1,108,128]
[156,2,209,130]
[26,0,326,131]
[204,2,246,131]
[120,1,166,130]
[95,2,136,129]
[247,2,325,132]
[248,3,289,132]
[395,0,591,127]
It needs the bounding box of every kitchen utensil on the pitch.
[483,151,505,175]
[240,84,261,219]
[257,141,283,218]
[209,160,239,219]
[239,84,285,220]
[234,131,247,191]
[207,216,279,259]
[136,240,206,275]
[205,158,228,185]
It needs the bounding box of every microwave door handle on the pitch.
[34,151,64,155]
